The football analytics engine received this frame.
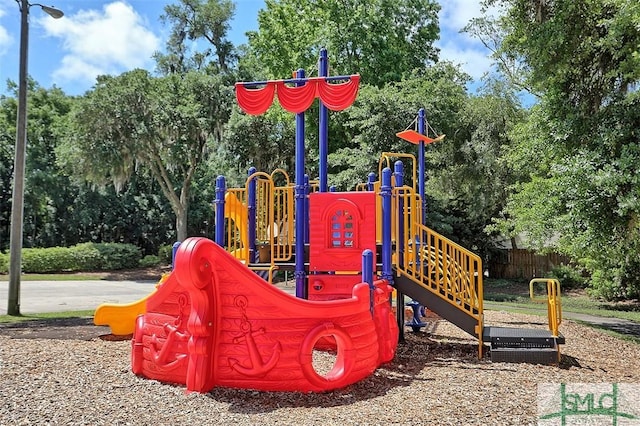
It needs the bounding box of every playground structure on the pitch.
[97,49,564,393]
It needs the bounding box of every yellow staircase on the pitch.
[382,168,563,363]
[389,183,485,356]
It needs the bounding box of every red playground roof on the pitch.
[395,129,445,145]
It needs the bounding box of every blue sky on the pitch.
[0,0,496,96]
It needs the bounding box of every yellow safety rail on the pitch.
[529,278,562,337]
[271,184,295,262]
[393,185,484,355]
[270,168,291,187]
[269,168,295,262]
[248,172,280,283]
[224,171,295,283]
[378,152,417,191]
[225,187,249,263]
[355,182,369,191]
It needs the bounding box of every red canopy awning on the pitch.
[395,129,445,145]
[235,75,360,115]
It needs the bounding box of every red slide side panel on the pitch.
[308,192,377,273]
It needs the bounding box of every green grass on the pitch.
[484,278,640,322]
[0,273,101,281]
[0,310,95,324]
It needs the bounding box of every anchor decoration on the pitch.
[149,294,189,370]
[229,295,281,377]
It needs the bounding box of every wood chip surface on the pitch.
[1,310,638,425]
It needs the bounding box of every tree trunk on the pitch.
[175,209,187,243]
[175,182,190,243]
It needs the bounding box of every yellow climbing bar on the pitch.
[530,278,562,337]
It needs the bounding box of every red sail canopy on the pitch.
[235,75,360,115]
[276,80,317,114]
[395,130,445,145]
[235,83,275,116]
[318,76,360,111]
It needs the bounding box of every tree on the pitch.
[489,0,640,299]
[247,0,440,87]
[214,105,296,186]
[329,63,469,191]
[427,79,526,256]
[59,69,233,242]
[0,95,15,251]
[154,0,237,75]
[0,82,77,250]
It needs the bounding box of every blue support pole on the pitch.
[214,175,226,247]
[171,241,181,270]
[362,249,374,316]
[318,48,329,193]
[381,168,393,284]
[389,161,405,342]
[367,172,376,191]
[304,174,310,244]
[394,161,404,270]
[247,166,257,263]
[294,69,307,299]
[418,108,427,225]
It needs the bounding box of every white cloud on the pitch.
[438,40,495,81]
[436,0,501,82]
[0,4,13,56]
[0,25,11,55]
[440,0,485,33]
[38,1,160,86]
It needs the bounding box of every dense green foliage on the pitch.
[0,242,141,273]
[59,69,233,242]
[247,0,440,86]
[485,0,640,299]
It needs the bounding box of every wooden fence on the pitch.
[488,249,571,280]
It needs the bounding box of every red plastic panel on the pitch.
[308,192,377,273]
[131,237,398,393]
[308,274,363,301]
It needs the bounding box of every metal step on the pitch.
[490,347,560,364]
[483,326,564,364]
[483,326,565,347]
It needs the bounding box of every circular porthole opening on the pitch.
[301,323,354,386]
[312,335,339,378]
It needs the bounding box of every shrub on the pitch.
[69,243,103,271]
[90,243,141,270]
[0,252,7,274]
[0,243,143,274]
[21,247,78,273]
[549,264,587,290]
[140,254,162,268]
[158,244,175,264]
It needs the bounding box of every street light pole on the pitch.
[7,1,63,316]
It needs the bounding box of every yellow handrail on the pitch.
[224,171,295,282]
[225,187,249,263]
[392,185,484,355]
[270,168,291,186]
[529,278,562,337]
[271,184,294,262]
[378,152,417,191]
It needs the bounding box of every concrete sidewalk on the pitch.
[0,280,158,315]
[2,280,638,339]
[484,301,640,338]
